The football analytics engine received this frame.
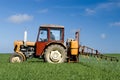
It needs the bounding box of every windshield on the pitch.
[50,29,62,41]
[38,28,63,42]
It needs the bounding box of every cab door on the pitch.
[36,29,48,56]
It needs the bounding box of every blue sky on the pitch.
[0,0,120,53]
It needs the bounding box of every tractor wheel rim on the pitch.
[50,50,62,62]
[11,57,21,63]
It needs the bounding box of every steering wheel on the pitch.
[40,38,43,41]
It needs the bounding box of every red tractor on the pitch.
[9,24,118,63]
[10,24,79,63]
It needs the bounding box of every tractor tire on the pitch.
[18,52,27,61]
[44,44,67,63]
[9,53,24,63]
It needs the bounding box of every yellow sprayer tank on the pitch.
[70,40,79,55]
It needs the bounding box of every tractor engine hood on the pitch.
[14,40,35,46]
[14,40,35,52]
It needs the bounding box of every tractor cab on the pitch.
[35,24,65,56]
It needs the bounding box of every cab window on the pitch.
[39,29,48,41]
[50,29,62,40]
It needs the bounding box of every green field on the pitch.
[0,54,120,80]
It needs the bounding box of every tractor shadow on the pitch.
[28,61,44,63]
[27,60,93,67]
[27,59,45,63]
[27,59,97,69]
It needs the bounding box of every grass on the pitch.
[0,54,120,80]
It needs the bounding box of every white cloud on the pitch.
[110,22,120,27]
[85,2,120,15]
[38,9,48,13]
[85,8,96,15]
[97,2,114,9]
[101,33,106,39]
[96,1,120,10]
[84,1,120,16]
[7,14,33,24]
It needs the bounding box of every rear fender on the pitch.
[43,42,66,55]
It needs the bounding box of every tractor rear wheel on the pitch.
[9,53,24,63]
[44,44,66,63]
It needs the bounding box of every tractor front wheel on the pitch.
[44,44,66,63]
[9,53,24,63]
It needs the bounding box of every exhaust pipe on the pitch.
[24,30,27,46]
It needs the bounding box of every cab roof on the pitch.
[40,24,64,28]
